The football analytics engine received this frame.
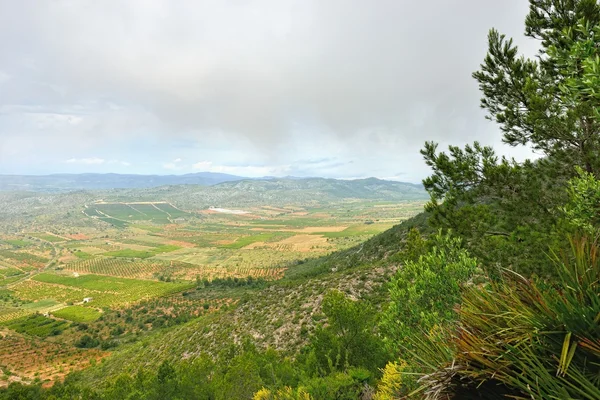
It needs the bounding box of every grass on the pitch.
[21,299,60,311]
[52,306,102,323]
[103,244,181,259]
[2,239,31,247]
[103,249,156,259]
[249,218,329,228]
[153,245,181,253]
[0,275,23,286]
[154,203,189,218]
[131,225,164,233]
[99,217,129,228]
[27,233,66,242]
[219,233,278,249]
[319,223,394,238]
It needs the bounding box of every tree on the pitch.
[309,291,386,375]
[422,0,600,276]
[473,0,600,174]
[562,166,600,234]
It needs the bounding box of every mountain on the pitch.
[0,172,246,192]
[107,177,428,208]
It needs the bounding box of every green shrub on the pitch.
[380,231,478,354]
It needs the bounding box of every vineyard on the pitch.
[11,275,192,309]
[62,258,189,280]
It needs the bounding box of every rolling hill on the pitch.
[109,177,428,209]
[0,172,246,192]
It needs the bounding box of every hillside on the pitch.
[284,211,431,279]
[0,172,246,192]
[0,178,426,229]
[71,213,428,384]
[108,177,428,209]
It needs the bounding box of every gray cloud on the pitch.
[0,0,536,181]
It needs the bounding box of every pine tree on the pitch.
[422,0,600,275]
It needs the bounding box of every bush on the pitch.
[75,334,100,349]
[380,230,478,354]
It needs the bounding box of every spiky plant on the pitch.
[414,235,600,399]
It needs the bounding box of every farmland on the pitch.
[0,331,106,387]
[51,306,101,323]
[0,185,425,387]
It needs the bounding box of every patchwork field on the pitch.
[0,197,424,387]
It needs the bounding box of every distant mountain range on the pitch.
[0,174,426,199]
[0,172,246,191]
[109,177,428,207]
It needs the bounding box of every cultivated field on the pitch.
[0,197,424,386]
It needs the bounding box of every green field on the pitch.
[102,244,180,259]
[28,232,67,242]
[2,239,31,247]
[218,233,280,249]
[84,202,190,226]
[73,250,95,260]
[52,305,102,323]
[2,314,69,337]
[25,273,193,307]
[102,249,156,259]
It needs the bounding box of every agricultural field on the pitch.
[51,306,101,323]
[83,202,191,226]
[0,331,106,387]
[0,192,425,387]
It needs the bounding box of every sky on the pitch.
[0,0,539,183]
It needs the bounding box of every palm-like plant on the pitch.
[412,235,600,399]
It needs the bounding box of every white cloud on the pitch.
[163,162,181,171]
[65,157,105,165]
[0,1,536,179]
[0,70,10,84]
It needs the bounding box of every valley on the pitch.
[0,179,426,387]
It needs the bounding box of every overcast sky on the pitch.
[0,0,538,182]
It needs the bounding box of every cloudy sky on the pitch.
[0,0,538,182]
